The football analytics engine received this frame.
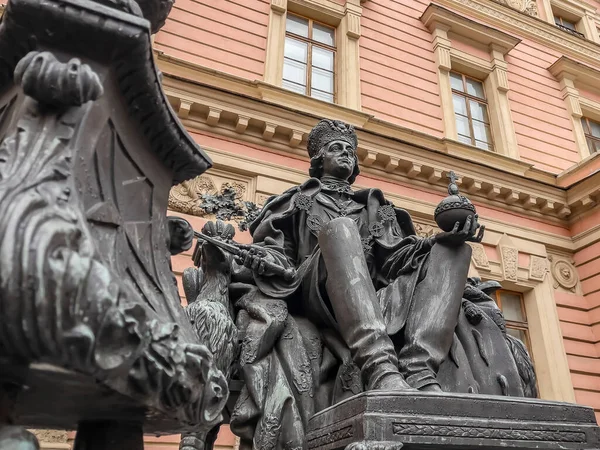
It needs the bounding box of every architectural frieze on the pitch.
[160,73,596,223]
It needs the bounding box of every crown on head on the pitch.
[307,119,358,159]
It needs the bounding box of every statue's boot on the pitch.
[319,217,412,391]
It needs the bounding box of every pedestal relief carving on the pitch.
[549,255,578,292]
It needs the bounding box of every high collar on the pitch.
[320,176,353,195]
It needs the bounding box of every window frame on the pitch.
[545,0,599,42]
[494,289,533,358]
[553,14,586,38]
[450,71,494,151]
[581,116,600,154]
[283,13,337,103]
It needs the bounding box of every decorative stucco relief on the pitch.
[549,255,579,292]
[493,0,538,16]
[500,245,519,282]
[529,255,548,281]
[414,222,436,238]
[169,173,259,230]
[469,242,491,271]
[169,174,248,216]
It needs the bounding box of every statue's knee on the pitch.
[318,217,362,254]
[319,217,359,241]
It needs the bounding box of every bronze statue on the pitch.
[238,119,483,390]
[181,120,503,449]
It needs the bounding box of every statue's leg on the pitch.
[73,421,143,450]
[398,242,472,391]
[319,217,412,391]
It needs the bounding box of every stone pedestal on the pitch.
[306,391,600,450]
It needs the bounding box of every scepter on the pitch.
[193,231,296,282]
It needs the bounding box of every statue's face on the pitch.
[321,139,356,180]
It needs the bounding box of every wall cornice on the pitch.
[433,0,600,68]
[156,63,598,225]
[205,145,576,252]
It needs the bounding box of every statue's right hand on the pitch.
[236,245,272,276]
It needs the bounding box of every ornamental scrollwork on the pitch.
[0,51,226,427]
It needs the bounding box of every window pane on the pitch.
[590,120,600,137]
[313,22,335,46]
[469,100,489,122]
[475,140,491,151]
[312,47,334,71]
[561,18,577,30]
[450,72,464,92]
[587,138,600,153]
[283,58,307,85]
[311,67,334,93]
[455,114,471,138]
[458,134,472,145]
[282,79,307,95]
[284,37,307,63]
[311,89,334,103]
[507,328,529,350]
[587,137,595,153]
[473,120,492,143]
[500,292,525,322]
[452,94,467,116]
[286,14,309,37]
[554,15,561,25]
[581,118,590,134]
[466,78,485,98]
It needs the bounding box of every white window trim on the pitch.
[264,0,363,110]
[549,56,600,159]
[541,0,599,43]
[421,4,521,159]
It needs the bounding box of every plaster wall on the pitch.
[360,0,582,173]
[153,0,269,79]
[153,0,596,174]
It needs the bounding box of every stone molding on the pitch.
[157,69,591,222]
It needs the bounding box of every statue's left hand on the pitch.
[168,216,194,255]
[434,214,485,246]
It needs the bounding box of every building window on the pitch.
[283,14,336,103]
[554,15,585,38]
[494,290,532,354]
[450,72,493,151]
[581,117,600,154]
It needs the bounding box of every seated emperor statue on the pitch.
[236,119,484,393]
